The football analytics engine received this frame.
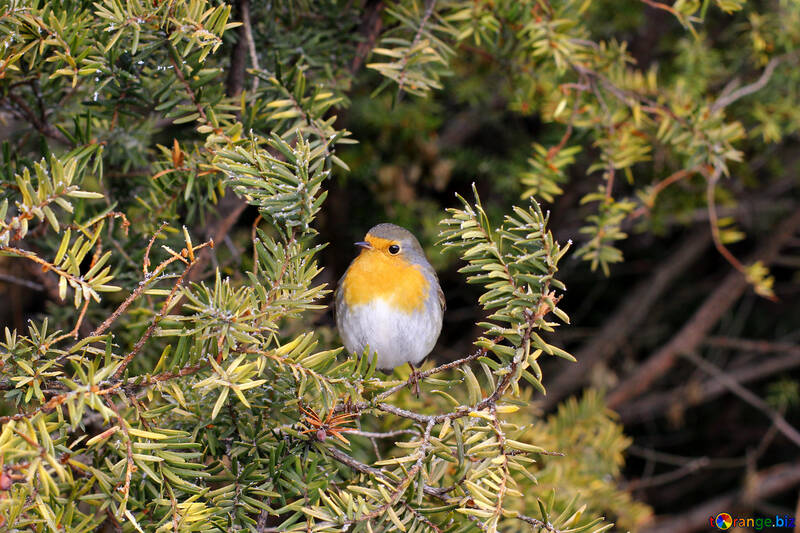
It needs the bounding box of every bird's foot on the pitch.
[407,362,421,398]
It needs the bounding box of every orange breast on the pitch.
[343,250,429,313]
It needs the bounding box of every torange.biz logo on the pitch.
[710,512,795,530]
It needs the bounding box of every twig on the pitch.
[108,399,134,511]
[641,461,800,533]
[630,166,702,219]
[349,429,418,439]
[704,336,800,355]
[186,196,247,283]
[543,231,709,410]
[619,345,800,424]
[705,165,747,271]
[112,255,198,380]
[0,272,43,291]
[86,239,212,341]
[624,457,710,491]
[607,208,800,408]
[5,92,69,144]
[395,0,437,97]
[681,351,800,448]
[167,42,207,123]
[373,343,497,402]
[711,55,788,113]
[639,0,680,17]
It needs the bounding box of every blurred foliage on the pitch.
[1,0,798,531]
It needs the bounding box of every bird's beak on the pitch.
[354,241,372,249]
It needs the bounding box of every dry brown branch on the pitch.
[607,208,800,409]
[630,166,702,219]
[112,255,198,380]
[4,91,69,144]
[705,336,800,354]
[681,351,800,447]
[641,461,800,533]
[542,231,709,410]
[187,196,248,283]
[350,0,385,74]
[85,238,213,342]
[639,0,680,17]
[618,343,800,424]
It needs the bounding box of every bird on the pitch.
[335,223,445,394]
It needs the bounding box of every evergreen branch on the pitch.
[87,238,214,341]
[113,253,199,379]
[395,0,438,97]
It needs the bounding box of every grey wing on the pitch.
[333,270,347,325]
[430,267,445,312]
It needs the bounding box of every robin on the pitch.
[335,223,445,393]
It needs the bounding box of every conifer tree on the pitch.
[2,0,798,531]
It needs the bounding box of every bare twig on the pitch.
[349,429,418,439]
[0,272,43,291]
[681,351,800,448]
[112,255,198,380]
[543,231,709,410]
[619,344,800,424]
[630,166,703,219]
[641,461,800,533]
[607,208,800,408]
[711,55,789,113]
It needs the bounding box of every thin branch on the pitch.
[681,351,800,448]
[348,429,418,439]
[639,0,680,17]
[705,165,747,271]
[711,55,788,113]
[112,255,197,380]
[108,398,134,509]
[4,92,69,144]
[704,336,800,355]
[0,272,43,291]
[624,457,710,491]
[641,461,800,533]
[187,195,247,283]
[619,344,800,424]
[630,166,702,219]
[395,0,437,97]
[373,343,497,402]
[543,231,709,410]
[607,208,800,408]
[87,239,212,341]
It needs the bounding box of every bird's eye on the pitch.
[388,244,400,255]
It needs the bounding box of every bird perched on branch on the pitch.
[335,223,445,393]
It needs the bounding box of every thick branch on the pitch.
[225,0,250,97]
[350,0,385,74]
